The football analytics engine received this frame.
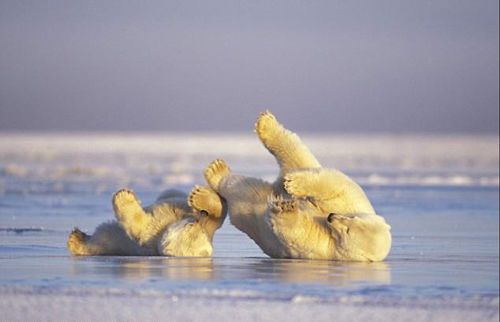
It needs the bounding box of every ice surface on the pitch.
[0,133,498,321]
[0,285,498,322]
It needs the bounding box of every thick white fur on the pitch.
[67,186,226,257]
[205,111,391,261]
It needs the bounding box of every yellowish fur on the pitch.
[205,111,391,261]
[67,186,226,257]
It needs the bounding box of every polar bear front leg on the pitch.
[112,189,152,244]
[284,169,376,215]
[255,111,321,172]
[188,185,227,240]
[204,159,273,204]
[284,169,365,199]
[283,169,332,200]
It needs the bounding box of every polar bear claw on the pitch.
[269,196,298,214]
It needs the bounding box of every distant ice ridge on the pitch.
[360,173,499,187]
[0,133,497,166]
[0,133,498,192]
[1,163,497,188]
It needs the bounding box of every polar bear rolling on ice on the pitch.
[67,185,226,257]
[205,111,391,261]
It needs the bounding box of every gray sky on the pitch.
[0,1,498,133]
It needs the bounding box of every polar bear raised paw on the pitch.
[255,111,322,171]
[204,159,231,190]
[188,185,224,218]
[112,189,143,220]
[255,110,280,141]
[112,189,150,242]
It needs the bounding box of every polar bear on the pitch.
[67,185,227,257]
[204,111,391,261]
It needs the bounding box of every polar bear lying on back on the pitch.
[204,111,391,261]
[67,185,226,257]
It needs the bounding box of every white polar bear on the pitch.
[204,111,391,261]
[67,185,227,257]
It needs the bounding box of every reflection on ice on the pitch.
[250,259,391,285]
[70,257,216,282]
[68,256,390,287]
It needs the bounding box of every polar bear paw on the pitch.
[283,172,310,197]
[269,195,298,214]
[67,228,89,256]
[204,159,231,190]
[188,185,222,217]
[112,189,143,221]
[255,110,280,141]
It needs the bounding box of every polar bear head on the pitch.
[158,216,213,257]
[327,212,391,261]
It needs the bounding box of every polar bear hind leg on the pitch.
[204,159,231,191]
[112,189,152,243]
[255,111,321,172]
[67,224,156,256]
[204,158,274,244]
[67,228,92,255]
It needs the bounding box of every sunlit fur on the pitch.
[159,217,213,257]
[67,186,226,257]
[204,111,391,261]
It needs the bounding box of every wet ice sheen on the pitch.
[0,134,498,304]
